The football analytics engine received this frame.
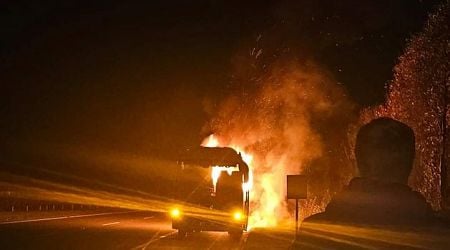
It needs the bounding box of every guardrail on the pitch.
[0,199,101,212]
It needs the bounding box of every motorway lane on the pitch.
[142,231,248,250]
[0,211,171,249]
[0,211,256,250]
[4,209,449,249]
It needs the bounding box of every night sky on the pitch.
[0,0,442,165]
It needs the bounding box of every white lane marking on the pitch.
[143,216,154,220]
[206,233,221,250]
[102,221,120,226]
[133,230,161,250]
[0,211,133,225]
[131,231,176,250]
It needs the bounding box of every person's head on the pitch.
[355,117,415,184]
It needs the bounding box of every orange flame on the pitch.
[202,134,219,147]
[202,134,279,228]
[201,58,356,228]
[202,135,242,192]
[210,166,239,192]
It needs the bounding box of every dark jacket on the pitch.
[305,177,434,226]
[295,178,449,249]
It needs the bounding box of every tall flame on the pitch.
[201,134,267,227]
[202,135,243,193]
[203,134,219,147]
[210,166,239,192]
[202,55,355,228]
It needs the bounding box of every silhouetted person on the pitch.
[297,118,449,249]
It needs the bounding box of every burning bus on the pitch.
[170,146,250,238]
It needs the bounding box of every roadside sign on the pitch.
[287,174,307,238]
[287,175,307,199]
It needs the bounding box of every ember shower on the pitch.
[361,3,450,210]
[203,40,356,226]
[205,2,450,226]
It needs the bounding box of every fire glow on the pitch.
[202,135,245,193]
[200,56,357,229]
[202,134,278,228]
[211,166,239,192]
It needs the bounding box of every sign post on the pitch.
[295,198,299,235]
[287,175,307,238]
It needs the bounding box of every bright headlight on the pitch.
[170,208,181,219]
[233,211,243,221]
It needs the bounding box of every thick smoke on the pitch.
[204,50,355,225]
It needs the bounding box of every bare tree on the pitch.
[361,2,449,209]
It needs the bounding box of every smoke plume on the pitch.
[204,49,355,226]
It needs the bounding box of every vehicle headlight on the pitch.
[232,211,243,221]
[170,208,181,219]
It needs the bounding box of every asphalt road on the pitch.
[0,211,293,250]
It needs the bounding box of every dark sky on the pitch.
[0,0,442,159]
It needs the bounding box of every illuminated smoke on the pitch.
[203,55,355,227]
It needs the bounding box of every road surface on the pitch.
[0,211,295,249]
